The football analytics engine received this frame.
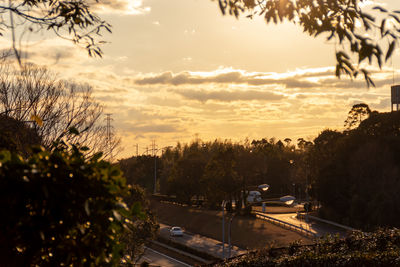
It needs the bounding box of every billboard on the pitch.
[392,85,400,104]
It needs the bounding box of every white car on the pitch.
[170,226,183,237]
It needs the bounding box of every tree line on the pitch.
[309,106,400,230]
[120,104,400,230]
[120,137,311,211]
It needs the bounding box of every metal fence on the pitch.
[296,212,355,231]
[254,211,317,238]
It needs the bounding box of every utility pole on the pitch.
[104,113,113,161]
[152,140,157,194]
[136,144,138,157]
[151,140,157,156]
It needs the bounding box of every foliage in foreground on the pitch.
[214,229,400,266]
[216,0,400,87]
[1,0,110,61]
[0,138,156,266]
[0,115,41,157]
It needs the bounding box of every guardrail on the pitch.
[254,211,317,238]
[150,240,213,264]
[296,212,356,232]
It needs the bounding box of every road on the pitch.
[137,246,193,267]
[159,224,246,259]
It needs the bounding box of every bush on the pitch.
[211,229,400,266]
[0,115,41,156]
[0,139,140,266]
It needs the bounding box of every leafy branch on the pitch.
[0,0,111,64]
[216,0,400,87]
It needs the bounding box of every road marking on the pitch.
[145,247,193,267]
[142,256,152,262]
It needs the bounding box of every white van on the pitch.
[247,191,262,203]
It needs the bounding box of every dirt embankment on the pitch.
[150,200,312,250]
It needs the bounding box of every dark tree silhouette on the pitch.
[0,114,41,156]
[311,110,400,229]
[344,103,371,130]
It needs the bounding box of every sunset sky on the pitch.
[6,0,400,158]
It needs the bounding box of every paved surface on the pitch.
[253,205,347,238]
[159,223,247,259]
[137,247,192,267]
[267,213,346,237]
[151,200,312,250]
[253,205,304,214]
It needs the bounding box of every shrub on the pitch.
[0,115,41,156]
[0,139,140,266]
[211,229,400,266]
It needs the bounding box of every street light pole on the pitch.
[226,185,294,259]
[222,200,225,259]
[154,155,157,195]
[223,184,269,259]
[228,214,235,258]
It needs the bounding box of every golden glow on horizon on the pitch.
[3,0,400,158]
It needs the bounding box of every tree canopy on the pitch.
[0,114,41,156]
[120,138,305,210]
[344,103,372,130]
[216,0,400,86]
[309,110,400,230]
[0,136,157,265]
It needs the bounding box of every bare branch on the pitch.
[0,63,119,157]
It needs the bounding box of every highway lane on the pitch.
[159,223,246,259]
[137,247,193,267]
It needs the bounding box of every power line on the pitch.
[151,140,157,157]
